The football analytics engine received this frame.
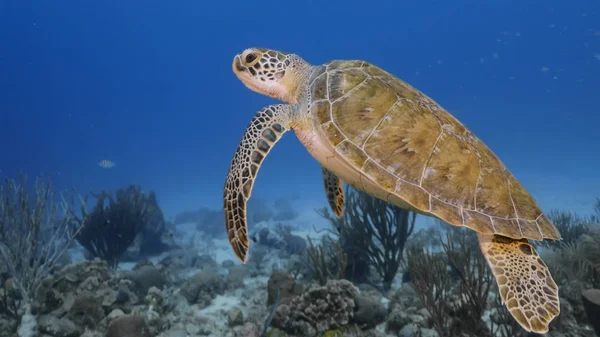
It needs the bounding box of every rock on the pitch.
[107,309,125,321]
[227,265,250,289]
[267,271,303,306]
[159,328,187,337]
[417,308,431,320]
[121,265,166,296]
[228,307,244,327]
[388,283,421,314]
[582,288,600,336]
[67,292,105,329]
[18,309,38,337]
[184,322,201,335]
[385,310,412,334]
[107,315,151,337]
[398,323,418,337]
[408,313,426,326]
[159,248,202,269]
[144,286,164,306]
[420,328,439,337]
[353,294,386,328]
[233,322,261,337]
[0,316,17,336]
[80,329,103,337]
[179,270,223,307]
[38,315,81,337]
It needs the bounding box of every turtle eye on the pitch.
[245,53,258,64]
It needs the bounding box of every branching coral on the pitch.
[71,184,161,269]
[406,245,453,336]
[306,236,347,286]
[0,174,87,333]
[406,227,495,337]
[318,185,416,290]
[443,229,493,320]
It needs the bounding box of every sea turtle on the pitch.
[223,48,561,333]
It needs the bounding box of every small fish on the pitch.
[98,159,116,169]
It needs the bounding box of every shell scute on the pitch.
[336,140,368,169]
[476,168,516,217]
[507,175,542,219]
[327,60,364,70]
[362,159,396,191]
[311,73,328,101]
[493,217,522,238]
[332,78,397,145]
[328,68,368,101]
[361,62,389,77]
[363,99,442,185]
[314,100,331,125]
[519,219,543,240]
[394,180,430,211]
[317,61,560,240]
[537,215,561,239]
[430,106,471,138]
[421,132,480,209]
[463,210,495,234]
[430,197,463,225]
[322,122,345,146]
[473,138,504,168]
[362,63,424,101]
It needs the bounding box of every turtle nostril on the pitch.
[245,53,257,63]
[235,57,245,72]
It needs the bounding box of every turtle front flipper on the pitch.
[223,104,291,263]
[477,233,560,333]
[321,166,345,217]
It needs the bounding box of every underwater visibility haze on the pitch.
[0,0,599,337]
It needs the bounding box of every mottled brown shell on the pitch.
[308,60,560,241]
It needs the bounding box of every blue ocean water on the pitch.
[1,0,598,224]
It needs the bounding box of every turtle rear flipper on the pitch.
[223,104,292,263]
[321,167,345,217]
[477,233,560,333]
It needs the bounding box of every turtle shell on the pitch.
[307,60,560,241]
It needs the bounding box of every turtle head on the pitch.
[232,48,311,104]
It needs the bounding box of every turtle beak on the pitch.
[232,55,246,73]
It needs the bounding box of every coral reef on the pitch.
[318,185,416,290]
[406,228,495,337]
[1,174,598,337]
[270,278,385,337]
[72,184,170,269]
[0,175,87,336]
